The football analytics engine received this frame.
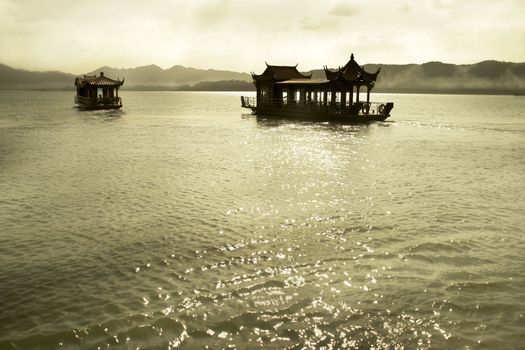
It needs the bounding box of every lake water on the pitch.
[0,91,524,349]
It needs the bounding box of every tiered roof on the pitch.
[323,54,380,84]
[251,54,380,86]
[75,72,124,87]
[252,64,312,82]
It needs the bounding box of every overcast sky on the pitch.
[1,0,524,74]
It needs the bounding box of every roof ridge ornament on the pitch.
[351,53,354,60]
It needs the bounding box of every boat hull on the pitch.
[75,96,123,110]
[76,104,123,110]
[242,97,393,123]
[252,108,389,123]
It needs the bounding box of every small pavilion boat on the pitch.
[241,54,393,122]
[74,72,124,110]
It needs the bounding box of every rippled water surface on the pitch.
[1,91,524,349]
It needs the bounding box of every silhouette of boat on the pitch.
[74,72,124,110]
[241,54,393,122]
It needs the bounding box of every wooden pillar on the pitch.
[331,89,336,104]
[366,86,371,103]
[323,90,328,106]
[356,85,360,103]
[341,89,346,107]
[349,86,353,105]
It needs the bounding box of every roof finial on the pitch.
[351,53,354,60]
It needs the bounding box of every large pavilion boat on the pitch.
[74,72,124,110]
[241,54,393,122]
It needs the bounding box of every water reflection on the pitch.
[252,116,383,134]
[1,91,524,349]
[76,109,124,122]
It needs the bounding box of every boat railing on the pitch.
[241,96,390,115]
[75,96,122,107]
[241,96,256,108]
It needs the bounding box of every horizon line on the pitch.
[2,58,525,76]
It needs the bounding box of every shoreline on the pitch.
[1,87,524,96]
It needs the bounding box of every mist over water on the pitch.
[0,91,524,349]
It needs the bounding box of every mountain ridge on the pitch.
[1,60,525,94]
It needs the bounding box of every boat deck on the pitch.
[75,96,122,110]
[241,96,392,121]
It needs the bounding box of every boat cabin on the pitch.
[74,72,124,110]
[241,54,393,121]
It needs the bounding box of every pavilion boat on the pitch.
[74,72,124,110]
[241,54,393,122]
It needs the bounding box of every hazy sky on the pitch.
[1,0,524,74]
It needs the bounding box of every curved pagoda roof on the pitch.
[75,72,124,87]
[323,54,380,85]
[252,63,312,82]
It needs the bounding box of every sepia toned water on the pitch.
[0,91,524,349]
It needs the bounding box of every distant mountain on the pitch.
[308,60,525,94]
[123,80,254,91]
[375,60,525,94]
[0,63,252,90]
[1,60,525,94]
[86,64,252,87]
[0,63,74,89]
